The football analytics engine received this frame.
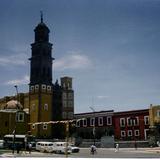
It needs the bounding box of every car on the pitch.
[68,144,80,153]
[52,142,71,154]
[0,140,4,149]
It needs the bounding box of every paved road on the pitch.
[1,148,160,158]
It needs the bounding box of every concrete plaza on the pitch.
[1,147,160,158]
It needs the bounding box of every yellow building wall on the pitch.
[149,105,160,126]
[29,94,39,136]
[29,90,53,138]
[39,93,52,137]
[0,111,29,138]
[24,94,29,109]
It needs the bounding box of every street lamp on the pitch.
[65,121,69,158]
[89,107,96,146]
[12,85,19,154]
[14,85,19,102]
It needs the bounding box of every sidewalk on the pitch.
[144,147,160,153]
[0,151,43,157]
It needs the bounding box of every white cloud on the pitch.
[5,75,29,85]
[0,54,27,66]
[97,95,109,99]
[54,52,92,71]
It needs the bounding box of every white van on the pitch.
[52,142,71,154]
[36,141,54,153]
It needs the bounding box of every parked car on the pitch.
[36,141,54,153]
[52,142,71,154]
[68,144,80,153]
[0,140,4,149]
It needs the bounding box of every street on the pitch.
[1,147,160,158]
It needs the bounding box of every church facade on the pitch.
[28,15,74,138]
[0,15,74,139]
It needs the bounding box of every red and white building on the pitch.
[74,110,114,139]
[113,109,149,141]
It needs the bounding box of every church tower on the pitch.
[29,13,53,138]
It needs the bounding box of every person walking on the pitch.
[28,143,32,154]
[115,143,119,152]
[90,145,97,155]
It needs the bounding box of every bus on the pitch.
[3,134,36,149]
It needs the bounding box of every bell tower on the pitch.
[29,12,53,138]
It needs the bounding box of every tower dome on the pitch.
[34,12,50,42]
[5,100,23,110]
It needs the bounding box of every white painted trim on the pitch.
[127,130,132,137]
[41,84,46,90]
[47,85,51,91]
[90,118,95,126]
[43,124,47,130]
[107,116,112,125]
[120,118,125,127]
[144,129,149,140]
[144,116,149,125]
[134,130,140,136]
[76,120,80,127]
[98,117,103,126]
[121,130,126,137]
[83,119,87,127]
[127,117,132,126]
[35,84,39,90]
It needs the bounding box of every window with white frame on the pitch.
[127,117,132,126]
[121,130,126,137]
[30,86,34,91]
[32,124,35,130]
[44,104,48,111]
[128,130,132,137]
[83,119,87,127]
[134,130,140,136]
[47,85,51,91]
[90,118,95,126]
[157,110,160,117]
[120,118,125,127]
[107,116,112,125]
[16,112,24,122]
[76,120,80,127]
[43,124,47,130]
[98,117,103,126]
[134,117,139,126]
[144,116,149,125]
[35,85,39,90]
[41,84,46,90]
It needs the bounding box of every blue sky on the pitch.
[0,0,160,113]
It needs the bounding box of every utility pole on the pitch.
[90,107,96,146]
[65,120,69,157]
[130,116,137,150]
[12,85,18,154]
